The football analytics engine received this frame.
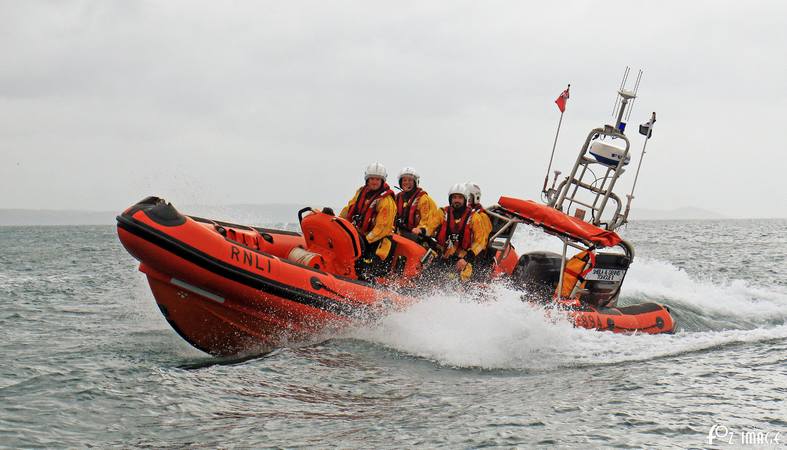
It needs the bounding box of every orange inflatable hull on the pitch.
[117,197,674,356]
[117,199,414,356]
[565,301,675,334]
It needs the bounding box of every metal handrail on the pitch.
[551,125,631,231]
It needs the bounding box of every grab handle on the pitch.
[297,207,314,224]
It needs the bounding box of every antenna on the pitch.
[621,111,656,226]
[610,67,644,134]
[611,66,630,118]
[625,70,643,122]
[628,111,656,198]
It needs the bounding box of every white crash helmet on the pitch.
[465,181,481,205]
[397,166,420,188]
[448,183,469,203]
[364,162,387,181]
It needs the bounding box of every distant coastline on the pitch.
[0,209,117,226]
[0,203,306,226]
[1,204,780,226]
[627,206,726,221]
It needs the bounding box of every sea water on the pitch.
[0,220,785,448]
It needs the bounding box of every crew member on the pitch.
[465,181,493,237]
[340,162,397,277]
[434,183,491,282]
[465,181,495,279]
[394,167,441,238]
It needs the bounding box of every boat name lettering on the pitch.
[585,268,626,282]
[230,245,268,272]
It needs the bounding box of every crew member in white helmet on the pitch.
[465,181,494,279]
[340,162,397,276]
[394,167,441,238]
[465,181,492,235]
[433,183,491,282]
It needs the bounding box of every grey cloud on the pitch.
[1,0,785,217]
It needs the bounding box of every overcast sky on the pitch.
[1,1,785,218]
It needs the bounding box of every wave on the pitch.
[349,228,787,369]
[349,283,787,370]
[623,257,787,330]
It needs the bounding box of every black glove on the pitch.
[463,252,476,264]
[357,233,369,256]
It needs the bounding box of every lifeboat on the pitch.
[117,77,675,357]
[118,195,672,358]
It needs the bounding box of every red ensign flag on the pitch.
[555,85,570,113]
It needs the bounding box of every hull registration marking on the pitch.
[585,268,626,282]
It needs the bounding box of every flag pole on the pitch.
[629,111,656,199]
[542,84,569,193]
[542,112,564,192]
[622,111,656,224]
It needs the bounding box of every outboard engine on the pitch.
[512,251,564,299]
[580,252,631,307]
[513,250,632,307]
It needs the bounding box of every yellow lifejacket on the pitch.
[559,250,596,299]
